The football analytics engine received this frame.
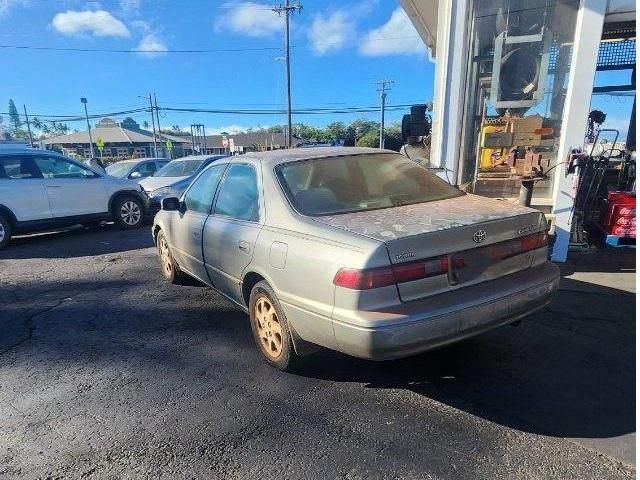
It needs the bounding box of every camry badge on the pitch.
[473,230,487,243]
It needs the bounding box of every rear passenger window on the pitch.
[214,164,259,222]
[0,156,39,179]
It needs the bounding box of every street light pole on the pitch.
[80,97,95,158]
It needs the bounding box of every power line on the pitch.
[0,44,284,54]
[1,103,421,123]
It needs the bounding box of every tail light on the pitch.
[334,256,448,290]
[489,231,548,261]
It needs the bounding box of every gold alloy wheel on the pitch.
[159,237,173,278]
[254,296,283,359]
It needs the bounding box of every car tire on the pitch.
[157,231,185,284]
[249,280,299,371]
[0,213,12,250]
[113,195,143,229]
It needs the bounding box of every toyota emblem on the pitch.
[473,229,487,243]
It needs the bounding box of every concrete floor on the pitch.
[0,226,635,479]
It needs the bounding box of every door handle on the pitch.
[238,240,250,253]
[192,230,201,239]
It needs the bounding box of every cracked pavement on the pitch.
[0,225,635,479]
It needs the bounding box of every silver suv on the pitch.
[0,147,148,249]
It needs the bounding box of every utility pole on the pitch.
[80,97,95,158]
[190,124,206,154]
[139,94,158,157]
[23,105,33,147]
[153,92,164,157]
[273,0,302,149]
[376,80,393,149]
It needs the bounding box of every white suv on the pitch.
[0,147,148,249]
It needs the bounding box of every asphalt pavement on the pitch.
[0,225,635,479]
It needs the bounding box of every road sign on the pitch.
[165,139,173,152]
[96,137,105,153]
[229,138,235,151]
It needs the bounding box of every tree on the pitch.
[171,125,183,133]
[345,119,378,146]
[293,123,326,141]
[325,121,347,141]
[383,123,404,152]
[8,99,20,130]
[356,131,379,148]
[143,120,150,129]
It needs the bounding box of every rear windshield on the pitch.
[105,161,135,177]
[276,153,463,216]
[154,159,202,177]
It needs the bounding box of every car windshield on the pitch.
[105,161,136,177]
[154,159,202,177]
[276,153,464,216]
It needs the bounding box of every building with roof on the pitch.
[188,131,303,156]
[40,118,191,159]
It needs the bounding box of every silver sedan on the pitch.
[152,147,560,370]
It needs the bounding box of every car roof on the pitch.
[171,154,228,162]
[240,147,397,168]
[0,146,61,155]
[111,157,168,164]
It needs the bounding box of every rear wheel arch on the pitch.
[242,270,319,357]
[152,224,162,245]
[242,271,265,307]
[0,205,17,227]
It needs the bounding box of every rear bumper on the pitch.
[332,262,560,360]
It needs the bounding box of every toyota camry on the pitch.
[152,147,560,371]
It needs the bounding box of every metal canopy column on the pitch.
[550,0,608,262]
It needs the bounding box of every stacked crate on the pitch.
[599,192,636,246]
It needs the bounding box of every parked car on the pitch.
[105,158,169,180]
[152,147,560,371]
[139,154,227,214]
[0,147,148,249]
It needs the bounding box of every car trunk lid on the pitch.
[316,194,545,302]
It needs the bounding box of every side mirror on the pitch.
[130,171,143,179]
[162,197,181,211]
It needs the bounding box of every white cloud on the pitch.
[135,33,168,57]
[52,10,130,38]
[359,7,425,56]
[217,2,281,38]
[131,19,151,33]
[205,125,273,135]
[308,11,351,55]
[0,0,28,16]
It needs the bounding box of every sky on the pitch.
[0,0,633,140]
[0,0,436,134]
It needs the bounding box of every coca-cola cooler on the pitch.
[598,192,636,245]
